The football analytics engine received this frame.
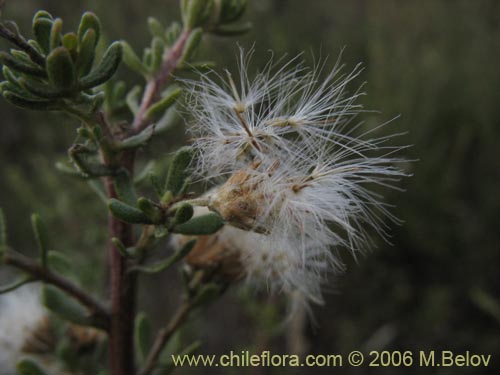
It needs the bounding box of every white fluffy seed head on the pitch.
[182,48,408,304]
[0,285,49,373]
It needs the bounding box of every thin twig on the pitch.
[3,249,110,331]
[0,23,45,66]
[138,301,193,375]
[131,29,190,133]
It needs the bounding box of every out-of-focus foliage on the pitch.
[1,0,499,374]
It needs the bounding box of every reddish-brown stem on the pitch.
[132,29,190,133]
[3,249,110,330]
[103,29,190,375]
[105,156,137,375]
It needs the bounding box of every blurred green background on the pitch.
[1,0,499,374]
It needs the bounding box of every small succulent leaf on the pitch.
[111,237,134,259]
[184,0,212,29]
[76,29,97,77]
[33,10,54,22]
[180,28,203,64]
[145,87,182,122]
[121,41,149,77]
[49,18,63,51]
[147,17,164,38]
[165,22,181,46]
[126,85,142,114]
[2,91,61,111]
[46,47,76,89]
[173,203,194,226]
[134,312,152,364]
[137,197,163,223]
[114,169,137,205]
[79,41,122,89]
[149,172,164,197]
[42,285,90,326]
[108,198,151,224]
[32,17,53,54]
[18,77,68,98]
[172,213,224,235]
[0,51,46,77]
[47,250,74,277]
[150,37,165,72]
[31,213,49,267]
[62,32,78,56]
[219,0,247,24]
[212,21,252,36]
[78,12,101,45]
[165,147,193,196]
[115,124,154,151]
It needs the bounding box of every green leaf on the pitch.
[180,28,203,64]
[47,251,73,277]
[219,0,247,24]
[108,198,151,224]
[150,172,164,197]
[0,51,47,77]
[2,91,61,111]
[62,32,78,56]
[114,170,137,205]
[147,17,164,38]
[172,213,224,235]
[2,66,21,86]
[33,10,53,22]
[165,22,182,46]
[134,312,152,364]
[145,87,182,122]
[184,0,211,29]
[121,41,149,77]
[16,358,49,375]
[46,47,76,90]
[31,213,49,268]
[212,21,252,36]
[32,17,53,54]
[111,237,135,259]
[165,147,193,196]
[76,29,97,77]
[49,18,63,51]
[18,77,68,98]
[114,125,154,151]
[126,85,142,114]
[69,145,115,177]
[131,239,196,274]
[78,12,101,45]
[80,41,123,89]
[172,203,194,226]
[42,285,90,326]
[137,197,163,223]
[150,37,165,72]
